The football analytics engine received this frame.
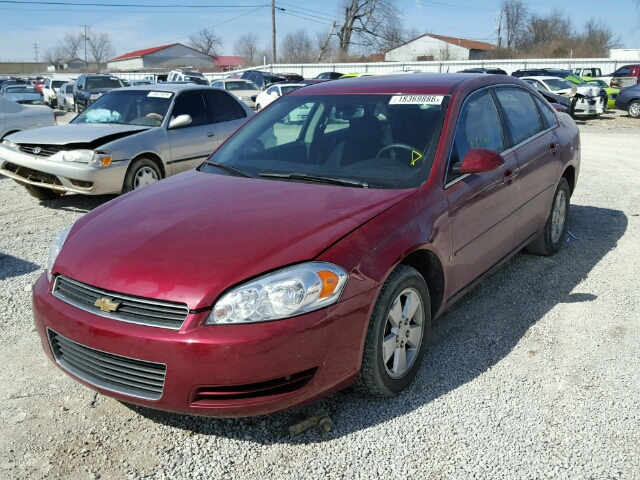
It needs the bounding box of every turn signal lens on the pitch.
[318,270,339,299]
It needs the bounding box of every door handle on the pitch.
[502,169,518,183]
[550,143,560,154]
[207,132,215,137]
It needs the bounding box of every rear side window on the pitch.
[171,92,210,127]
[448,90,504,184]
[532,95,558,129]
[493,88,542,146]
[614,67,631,77]
[203,91,247,123]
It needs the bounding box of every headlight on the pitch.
[47,225,73,280]
[62,150,111,166]
[206,262,347,325]
[90,93,101,100]
[1,139,18,149]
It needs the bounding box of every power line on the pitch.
[0,0,267,7]
[277,2,340,21]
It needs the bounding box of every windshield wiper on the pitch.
[259,172,369,188]
[203,161,253,178]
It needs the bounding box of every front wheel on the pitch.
[352,265,431,397]
[526,177,570,256]
[628,100,640,119]
[23,184,64,200]
[122,158,161,193]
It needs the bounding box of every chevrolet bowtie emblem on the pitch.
[95,297,120,312]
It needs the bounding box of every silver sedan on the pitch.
[0,84,253,199]
[1,95,55,140]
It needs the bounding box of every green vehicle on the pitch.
[582,77,619,109]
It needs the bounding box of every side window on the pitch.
[447,90,504,184]
[494,88,542,147]
[212,82,222,88]
[203,91,247,123]
[532,95,558,129]
[614,67,630,77]
[170,92,210,127]
[265,86,277,96]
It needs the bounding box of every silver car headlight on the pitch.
[206,262,348,325]
[1,139,18,149]
[62,150,111,167]
[47,225,73,280]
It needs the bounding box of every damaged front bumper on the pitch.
[0,145,128,195]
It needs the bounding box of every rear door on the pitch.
[444,88,520,297]
[166,91,218,175]
[493,87,559,247]
[202,90,248,143]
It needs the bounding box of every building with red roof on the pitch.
[107,43,244,72]
[384,34,496,62]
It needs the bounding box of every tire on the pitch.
[23,184,64,200]
[352,265,431,397]
[122,157,162,194]
[256,104,262,111]
[628,100,640,119]
[526,177,570,256]
[283,114,290,125]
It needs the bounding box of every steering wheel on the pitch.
[145,113,164,121]
[376,143,423,163]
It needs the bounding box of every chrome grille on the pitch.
[19,144,66,157]
[53,275,189,330]
[47,329,166,400]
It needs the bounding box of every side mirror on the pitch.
[168,114,192,129]
[455,148,504,175]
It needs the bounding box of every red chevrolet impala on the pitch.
[33,74,580,417]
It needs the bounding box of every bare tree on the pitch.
[88,31,116,71]
[258,45,273,65]
[61,31,83,59]
[43,45,66,70]
[280,29,313,63]
[336,0,403,56]
[189,27,223,56]
[581,19,621,57]
[234,32,260,66]
[316,27,337,63]
[501,0,528,50]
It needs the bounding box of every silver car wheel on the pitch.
[551,189,567,244]
[629,101,640,118]
[134,166,159,190]
[382,287,424,379]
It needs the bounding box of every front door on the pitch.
[444,89,520,297]
[167,91,218,175]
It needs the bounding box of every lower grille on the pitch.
[190,368,317,405]
[47,329,166,400]
[53,275,189,330]
[3,163,63,186]
[19,144,66,157]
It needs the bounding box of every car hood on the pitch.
[55,170,415,309]
[9,123,150,146]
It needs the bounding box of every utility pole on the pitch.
[81,24,91,73]
[32,43,39,73]
[495,11,503,48]
[271,0,276,65]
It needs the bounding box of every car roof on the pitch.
[522,76,569,82]
[287,73,525,96]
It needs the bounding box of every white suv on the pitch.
[167,69,209,85]
[42,77,67,108]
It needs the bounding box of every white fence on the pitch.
[46,57,636,82]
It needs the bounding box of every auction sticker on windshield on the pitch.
[148,92,173,98]
[389,95,444,105]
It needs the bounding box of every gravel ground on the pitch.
[1,110,639,480]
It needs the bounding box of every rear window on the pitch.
[86,77,123,89]
[614,67,631,77]
[52,80,66,89]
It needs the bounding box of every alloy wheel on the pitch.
[382,288,424,379]
[551,189,567,244]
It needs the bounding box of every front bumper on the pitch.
[573,96,604,116]
[33,274,374,417]
[0,145,128,195]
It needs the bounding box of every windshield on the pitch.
[86,77,123,89]
[200,93,449,189]
[225,81,258,91]
[72,90,174,126]
[52,80,65,88]
[5,86,37,94]
[545,79,573,91]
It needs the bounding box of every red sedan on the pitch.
[33,74,580,417]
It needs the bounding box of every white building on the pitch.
[385,34,496,62]
[610,49,640,61]
[107,43,215,71]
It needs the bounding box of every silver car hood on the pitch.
[9,123,150,146]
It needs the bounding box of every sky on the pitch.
[0,0,638,63]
